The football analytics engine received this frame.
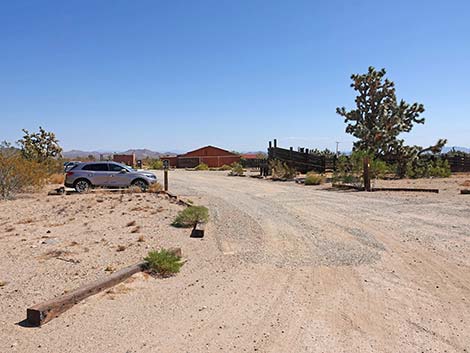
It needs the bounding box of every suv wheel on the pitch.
[74,179,91,193]
[131,179,148,192]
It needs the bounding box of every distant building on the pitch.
[241,153,259,160]
[162,146,240,168]
[113,153,136,167]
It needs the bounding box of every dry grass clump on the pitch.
[0,153,47,199]
[270,160,297,180]
[148,182,163,193]
[48,173,65,184]
[194,163,209,171]
[137,235,145,242]
[116,245,126,252]
[228,162,244,176]
[304,172,325,185]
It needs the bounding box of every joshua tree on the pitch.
[17,126,62,163]
[336,66,446,176]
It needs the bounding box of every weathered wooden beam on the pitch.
[26,247,182,327]
[332,183,365,191]
[191,222,206,238]
[371,187,439,193]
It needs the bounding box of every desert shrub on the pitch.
[144,249,184,277]
[148,159,163,170]
[48,173,65,184]
[334,151,391,184]
[229,162,244,176]
[304,172,324,185]
[195,163,209,171]
[0,153,47,199]
[406,158,451,178]
[172,206,209,227]
[219,164,232,171]
[147,182,163,193]
[270,160,297,179]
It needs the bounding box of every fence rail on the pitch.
[443,156,470,172]
[268,144,336,173]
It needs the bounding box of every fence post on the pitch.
[363,156,371,191]
[164,169,169,191]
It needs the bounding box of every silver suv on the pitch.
[65,162,158,193]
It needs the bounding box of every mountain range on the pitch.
[63,149,172,159]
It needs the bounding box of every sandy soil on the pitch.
[1,172,469,352]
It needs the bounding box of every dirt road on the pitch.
[2,171,469,352]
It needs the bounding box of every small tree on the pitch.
[17,126,62,163]
[336,67,446,176]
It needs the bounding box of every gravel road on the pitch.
[2,171,469,353]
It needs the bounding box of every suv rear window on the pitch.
[82,163,109,171]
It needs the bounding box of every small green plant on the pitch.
[172,206,209,228]
[195,163,209,171]
[304,172,324,185]
[229,162,244,176]
[144,249,183,277]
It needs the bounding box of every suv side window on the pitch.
[82,163,109,171]
[108,163,126,172]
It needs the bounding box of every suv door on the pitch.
[81,163,111,186]
[108,163,132,187]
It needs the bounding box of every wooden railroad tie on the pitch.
[26,247,182,327]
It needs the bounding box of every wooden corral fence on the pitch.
[443,155,470,172]
[267,139,336,173]
[240,158,266,169]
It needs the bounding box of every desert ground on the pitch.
[1,171,469,352]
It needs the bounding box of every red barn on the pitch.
[165,146,240,168]
[113,154,136,167]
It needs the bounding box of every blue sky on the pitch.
[1,0,469,152]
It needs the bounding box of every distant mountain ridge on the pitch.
[63,149,178,160]
[442,146,470,153]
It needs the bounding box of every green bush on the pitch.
[333,151,391,184]
[406,158,451,178]
[144,249,184,277]
[195,163,209,171]
[172,206,209,227]
[229,162,244,176]
[304,172,324,185]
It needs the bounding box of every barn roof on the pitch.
[179,145,238,157]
